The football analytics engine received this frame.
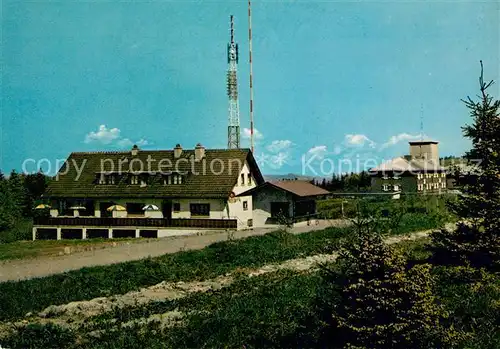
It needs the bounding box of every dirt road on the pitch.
[0,220,349,282]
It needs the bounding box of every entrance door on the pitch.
[162,201,172,220]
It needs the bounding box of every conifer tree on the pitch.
[431,62,500,269]
[318,219,450,348]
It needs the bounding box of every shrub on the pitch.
[317,229,454,348]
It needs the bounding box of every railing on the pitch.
[34,217,237,229]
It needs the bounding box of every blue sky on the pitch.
[2,0,499,176]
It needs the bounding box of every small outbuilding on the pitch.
[238,180,329,227]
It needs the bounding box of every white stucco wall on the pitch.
[252,186,294,228]
[231,162,257,195]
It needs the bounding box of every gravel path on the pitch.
[0,220,349,282]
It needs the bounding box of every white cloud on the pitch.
[306,145,328,159]
[242,128,263,140]
[84,125,150,149]
[136,139,149,147]
[116,138,133,148]
[380,133,425,150]
[266,140,292,153]
[345,134,376,148]
[84,125,121,144]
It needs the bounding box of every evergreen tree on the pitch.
[7,170,25,218]
[431,62,500,270]
[23,171,49,216]
[0,170,5,182]
[319,227,450,348]
[0,180,16,231]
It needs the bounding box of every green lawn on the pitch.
[0,238,142,261]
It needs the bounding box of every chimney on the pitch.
[194,143,205,161]
[174,144,182,158]
[131,145,139,156]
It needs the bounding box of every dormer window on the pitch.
[248,173,252,185]
[97,174,116,185]
[241,173,245,186]
[98,174,106,185]
[130,175,139,185]
[163,174,183,185]
[173,174,182,184]
[106,175,116,185]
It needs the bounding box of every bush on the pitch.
[316,230,454,348]
[0,218,33,243]
[2,323,76,349]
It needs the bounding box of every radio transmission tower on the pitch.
[248,0,255,153]
[227,15,241,149]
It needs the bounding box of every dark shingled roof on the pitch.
[237,180,330,198]
[46,148,264,199]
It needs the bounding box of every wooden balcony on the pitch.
[34,217,237,230]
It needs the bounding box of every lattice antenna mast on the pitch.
[248,0,255,153]
[227,15,241,149]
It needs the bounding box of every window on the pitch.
[382,175,389,180]
[382,184,389,191]
[190,203,210,217]
[248,174,252,185]
[106,175,115,185]
[393,175,400,180]
[164,174,182,185]
[441,172,446,178]
[243,201,248,211]
[442,182,446,188]
[173,203,181,212]
[130,175,139,185]
[418,184,423,191]
[98,174,106,185]
[393,185,400,191]
[241,173,245,186]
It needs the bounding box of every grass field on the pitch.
[0,211,447,321]
[3,232,497,349]
[3,210,490,349]
[0,237,144,261]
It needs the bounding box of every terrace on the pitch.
[32,216,238,240]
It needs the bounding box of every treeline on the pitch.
[0,170,49,234]
[311,171,372,192]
